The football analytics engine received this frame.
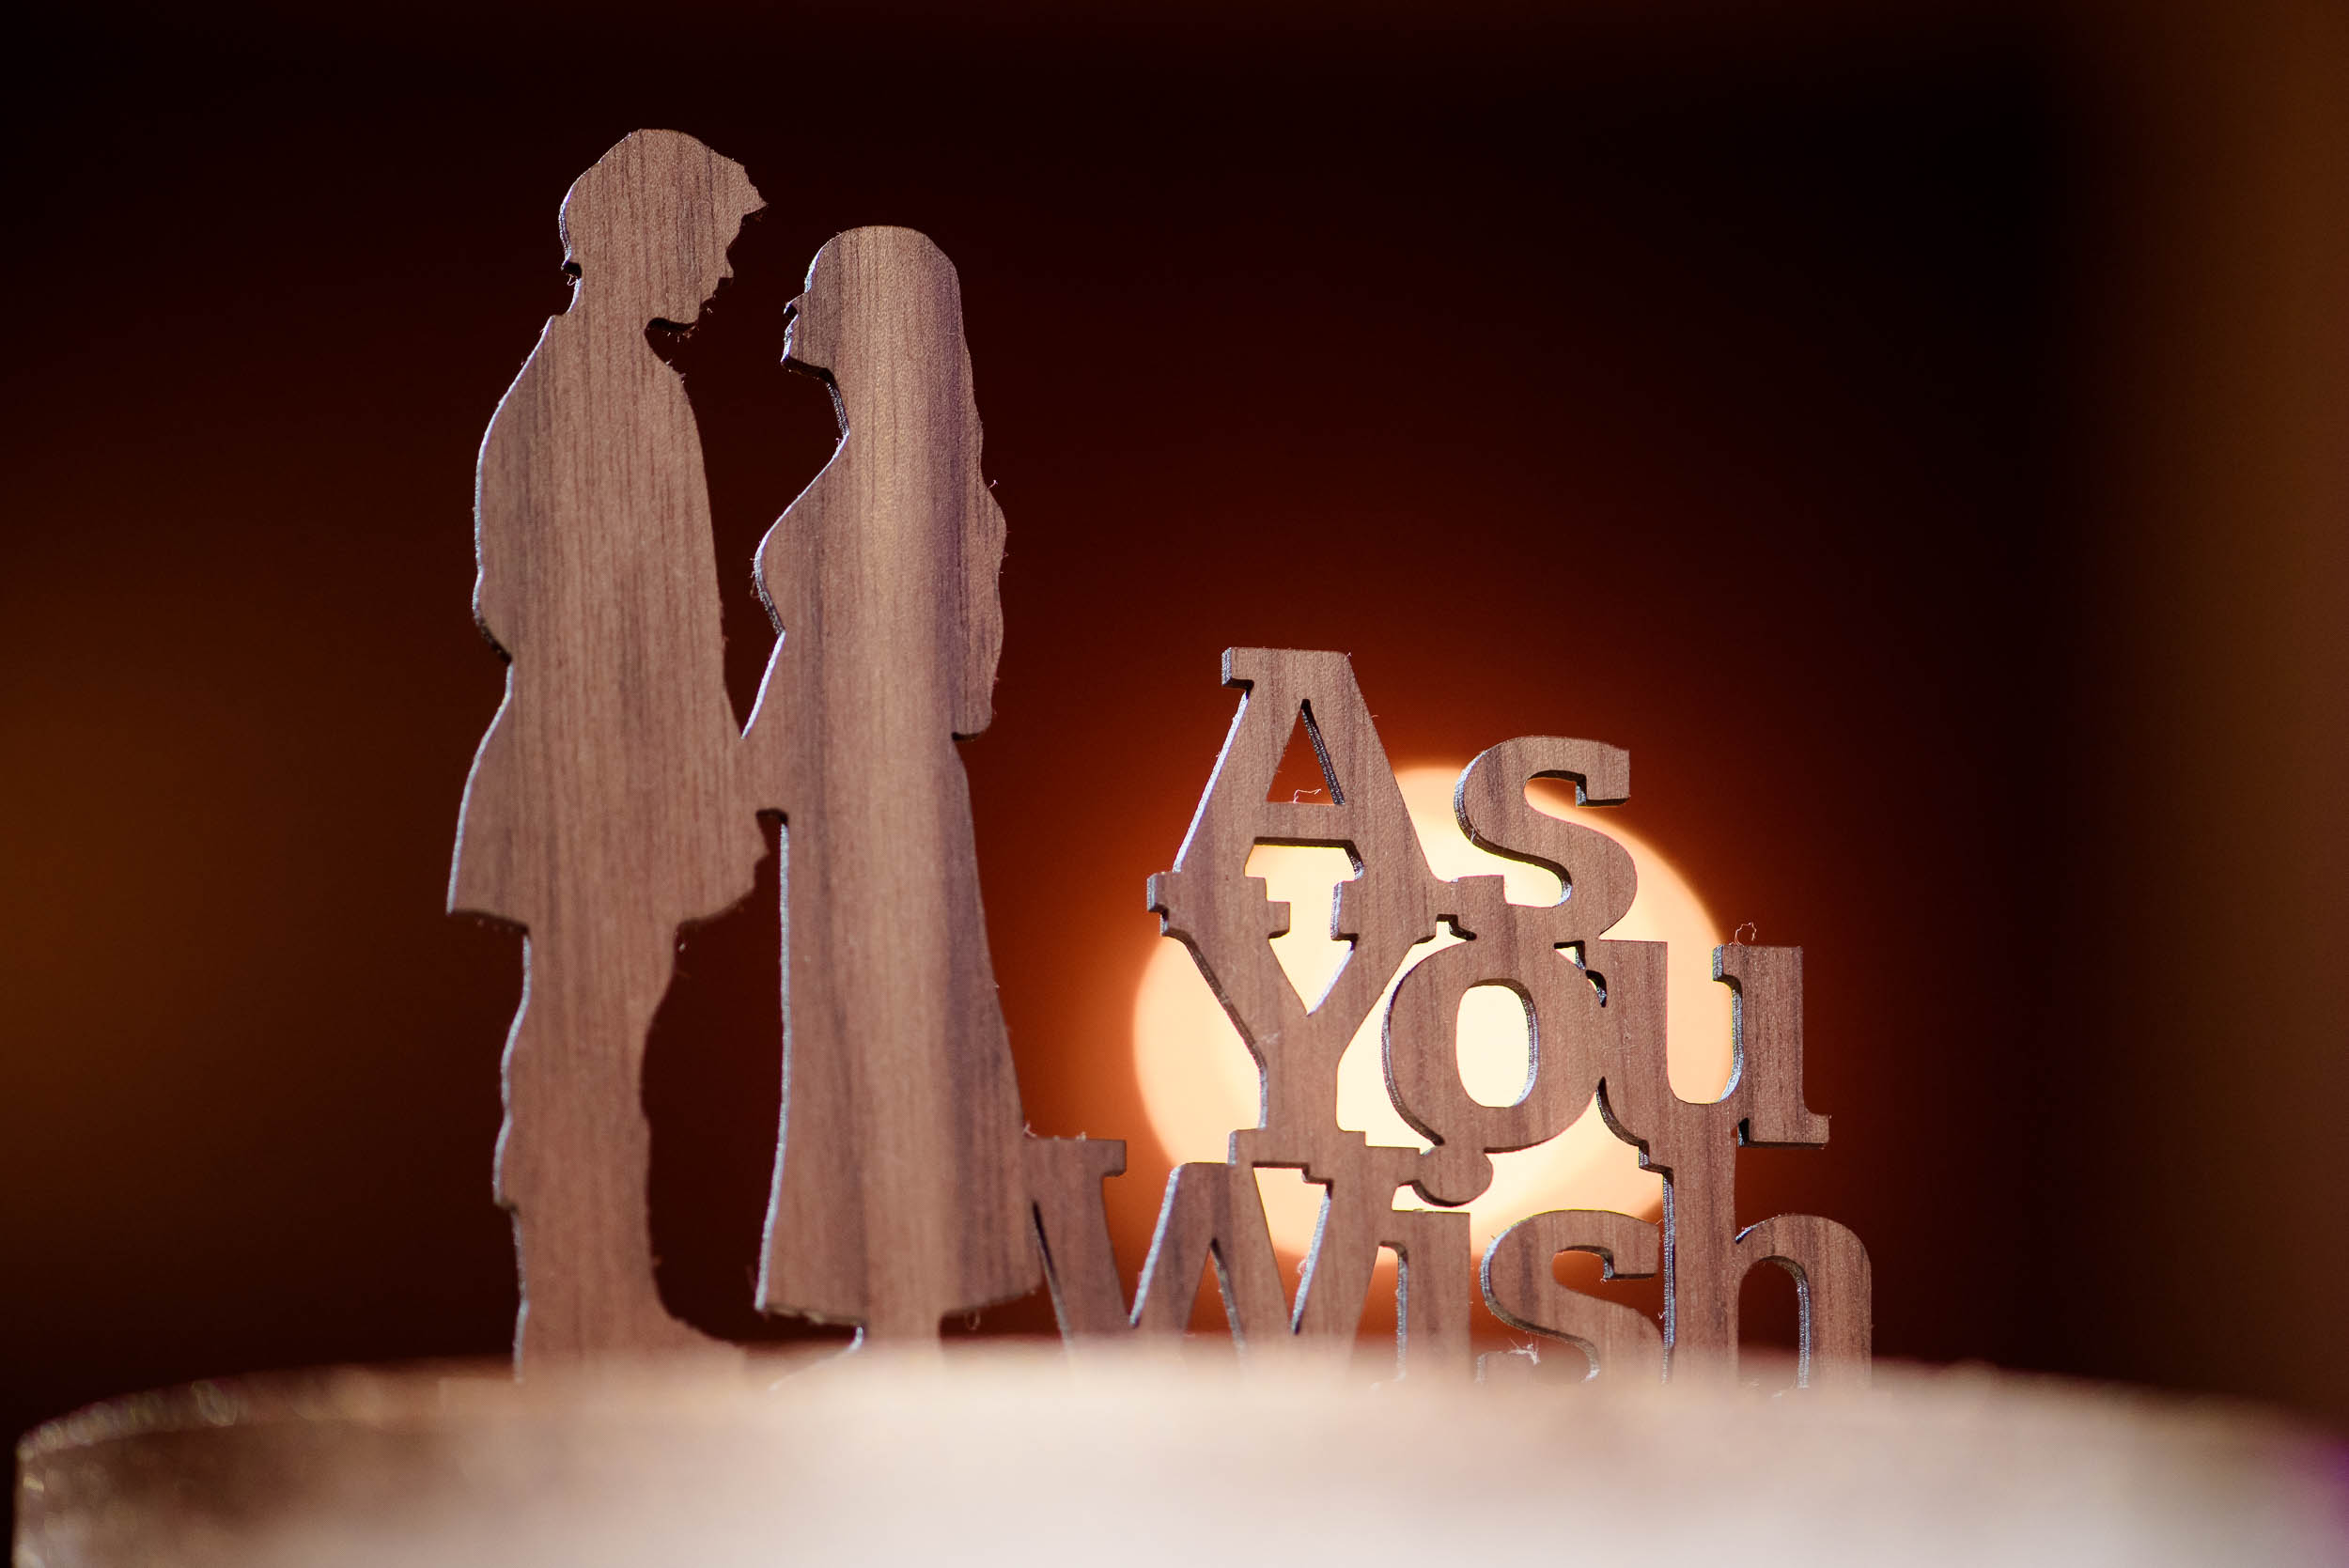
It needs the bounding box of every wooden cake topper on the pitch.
[451,130,764,1366]
[452,138,1868,1383]
[745,226,1040,1344]
[1033,659,1871,1384]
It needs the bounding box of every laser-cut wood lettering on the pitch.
[1482,1209,1664,1382]
[1026,1137,1135,1341]
[1593,941,1872,1384]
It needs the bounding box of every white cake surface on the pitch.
[16,1347,2348,1566]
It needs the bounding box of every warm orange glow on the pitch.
[1131,764,1732,1257]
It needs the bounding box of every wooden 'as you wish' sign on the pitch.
[449,129,1871,1385]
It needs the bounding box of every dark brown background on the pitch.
[6,0,2345,1505]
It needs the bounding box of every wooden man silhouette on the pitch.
[746,227,1039,1343]
[450,131,765,1364]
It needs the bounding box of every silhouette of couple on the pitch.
[450,131,1034,1362]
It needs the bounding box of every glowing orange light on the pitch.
[1131,764,1732,1257]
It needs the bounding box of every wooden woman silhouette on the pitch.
[746,227,1039,1343]
[450,131,765,1363]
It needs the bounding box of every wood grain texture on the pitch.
[745,227,1038,1343]
[1595,940,1872,1385]
[1481,1208,1663,1382]
[1130,1163,1291,1353]
[449,130,765,1367]
[1151,649,1445,1175]
[1390,738,1635,1205]
[1385,1206,1476,1380]
[1145,658,1668,1376]
[1384,885,1602,1207]
[1148,650,1455,1368]
[1025,1137,1133,1341]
